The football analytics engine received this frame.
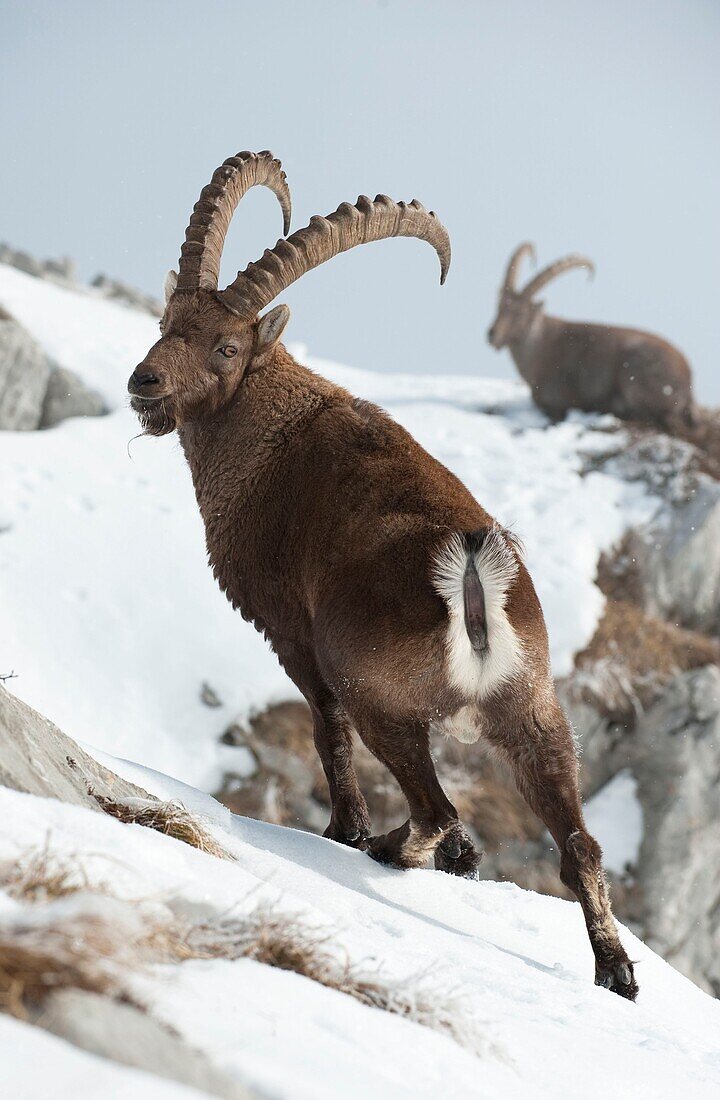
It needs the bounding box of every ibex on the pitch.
[488,242,694,430]
[128,151,637,999]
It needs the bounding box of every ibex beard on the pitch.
[128,150,638,1001]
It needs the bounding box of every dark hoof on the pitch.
[323,819,371,850]
[595,959,638,1001]
[434,825,483,880]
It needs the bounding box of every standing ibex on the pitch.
[128,151,637,999]
[489,242,694,429]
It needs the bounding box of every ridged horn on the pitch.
[502,242,536,293]
[521,254,595,299]
[176,151,291,293]
[219,194,451,319]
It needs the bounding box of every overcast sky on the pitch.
[2,1,718,400]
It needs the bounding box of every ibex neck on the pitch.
[177,345,337,525]
[509,310,548,384]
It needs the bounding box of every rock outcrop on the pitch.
[596,431,720,635]
[39,365,107,428]
[0,312,105,431]
[0,313,52,430]
[0,684,153,809]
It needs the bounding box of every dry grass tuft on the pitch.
[575,599,719,718]
[91,794,235,861]
[3,838,102,904]
[0,902,154,1020]
[0,847,476,1052]
[181,905,476,1051]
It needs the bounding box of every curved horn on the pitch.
[502,242,536,293]
[521,254,595,299]
[176,151,292,293]
[218,194,451,319]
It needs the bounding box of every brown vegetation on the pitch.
[0,854,476,1050]
[576,599,719,715]
[92,793,234,860]
[0,903,154,1019]
[5,842,92,904]
[184,905,474,1049]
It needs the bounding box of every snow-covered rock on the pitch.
[599,434,720,633]
[0,307,105,431]
[0,314,52,429]
[0,683,154,809]
[634,666,720,993]
[561,665,720,994]
[40,365,107,429]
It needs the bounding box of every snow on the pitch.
[0,1014,212,1100]
[0,262,657,791]
[585,770,644,875]
[0,766,719,1099]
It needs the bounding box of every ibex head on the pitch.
[128,150,450,436]
[487,243,594,350]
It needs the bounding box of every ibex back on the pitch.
[129,151,637,1000]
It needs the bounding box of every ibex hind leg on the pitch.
[358,716,482,878]
[484,697,638,1000]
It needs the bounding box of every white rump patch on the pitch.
[432,528,523,722]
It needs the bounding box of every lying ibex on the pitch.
[489,243,694,430]
[128,151,637,999]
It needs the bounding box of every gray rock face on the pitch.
[40,365,107,428]
[0,317,52,429]
[0,683,154,809]
[636,476,720,634]
[563,666,720,995]
[0,315,105,431]
[598,433,720,634]
[633,666,720,994]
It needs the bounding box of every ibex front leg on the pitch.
[276,643,370,849]
[486,699,638,1000]
[311,700,371,848]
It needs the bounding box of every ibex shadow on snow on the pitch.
[489,243,695,431]
[128,152,637,1000]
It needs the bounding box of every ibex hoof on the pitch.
[595,959,638,1001]
[323,819,371,850]
[434,824,483,880]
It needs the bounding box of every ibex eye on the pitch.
[219,345,238,358]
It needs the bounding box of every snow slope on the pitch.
[0,262,656,791]
[1,762,719,1100]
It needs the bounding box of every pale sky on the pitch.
[2,0,718,400]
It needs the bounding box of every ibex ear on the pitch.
[256,304,290,355]
[164,270,178,305]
